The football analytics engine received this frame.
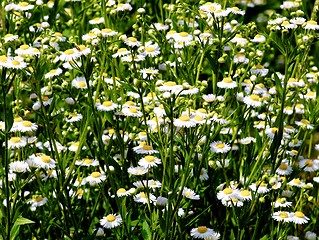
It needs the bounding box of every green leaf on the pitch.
[142,220,151,240]
[10,216,34,240]
[14,216,35,225]
[273,72,283,97]
[5,102,13,133]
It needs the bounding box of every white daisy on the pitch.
[210,141,231,153]
[138,155,162,168]
[190,226,220,239]
[100,214,122,229]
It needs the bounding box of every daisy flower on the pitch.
[138,155,162,168]
[121,107,143,117]
[75,158,100,167]
[8,136,27,149]
[182,187,200,200]
[7,58,27,69]
[243,94,263,108]
[249,182,270,194]
[45,68,63,79]
[217,187,239,201]
[157,81,183,93]
[112,48,130,58]
[83,171,106,186]
[139,43,161,57]
[115,3,132,11]
[272,211,292,222]
[217,77,237,89]
[27,153,56,169]
[173,115,197,128]
[101,28,118,37]
[210,141,231,153]
[68,141,86,152]
[190,226,220,239]
[9,161,30,173]
[299,159,319,172]
[124,37,141,47]
[291,211,309,224]
[4,34,18,42]
[222,197,244,207]
[65,113,83,123]
[127,166,148,175]
[72,77,91,90]
[272,198,292,208]
[287,178,306,188]
[199,168,209,181]
[28,196,48,211]
[276,160,293,175]
[89,17,104,24]
[140,68,159,79]
[59,48,81,62]
[133,144,159,154]
[133,192,156,204]
[100,214,122,229]
[304,20,319,30]
[96,100,118,112]
[116,188,131,197]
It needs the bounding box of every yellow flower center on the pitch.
[223,77,233,83]
[118,48,128,53]
[307,20,317,25]
[12,60,21,66]
[102,28,112,33]
[240,190,250,196]
[293,178,301,184]
[83,158,92,164]
[108,129,115,134]
[102,101,112,107]
[305,160,313,167]
[91,172,101,178]
[129,108,138,113]
[144,155,155,162]
[271,128,278,134]
[19,2,29,7]
[22,121,32,127]
[300,119,310,124]
[106,214,116,222]
[34,196,43,202]
[279,163,287,170]
[197,226,208,233]
[5,34,13,38]
[294,211,304,218]
[193,115,203,121]
[64,49,74,55]
[179,32,189,38]
[216,143,225,149]
[0,55,8,63]
[50,69,57,74]
[55,32,63,37]
[223,187,233,195]
[14,117,23,122]
[145,47,155,52]
[179,116,190,121]
[142,145,153,150]
[140,192,147,198]
[10,137,21,143]
[117,188,126,194]
[20,44,29,50]
[279,212,289,218]
[41,155,51,163]
[164,81,176,86]
[250,94,260,101]
[127,37,137,42]
[77,81,87,88]
[125,101,135,106]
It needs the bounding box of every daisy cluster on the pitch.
[0,0,319,239]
